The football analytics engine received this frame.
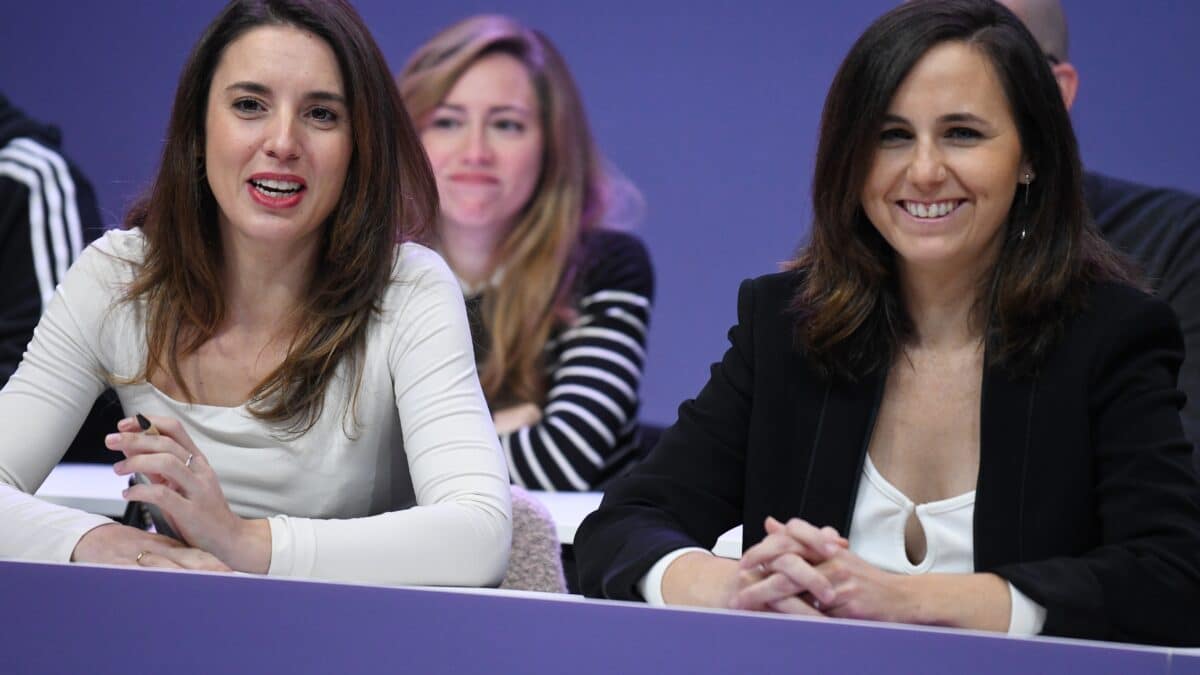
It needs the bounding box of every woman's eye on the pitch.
[880,128,911,144]
[233,98,264,114]
[429,116,462,130]
[492,119,525,133]
[947,127,983,141]
[309,106,339,124]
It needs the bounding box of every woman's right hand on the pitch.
[731,517,847,614]
[70,522,231,572]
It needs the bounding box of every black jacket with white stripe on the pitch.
[466,229,655,491]
[1,93,103,386]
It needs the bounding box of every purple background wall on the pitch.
[2,1,1197,424]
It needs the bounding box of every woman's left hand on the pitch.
[107,415,270,574]
[813,547,918,624]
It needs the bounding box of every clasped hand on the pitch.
[93,414,265,573]
[731,516,916,623]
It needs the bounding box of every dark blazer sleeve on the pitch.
[993,293,1200,645]
[575,276,761,600]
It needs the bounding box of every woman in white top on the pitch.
[0,0,511,587]
[575,0,1200,646]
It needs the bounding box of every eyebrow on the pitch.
[434,102,534,116]
[225,81,346,105]
[882,112,994,127]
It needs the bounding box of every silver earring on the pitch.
[1020,227,1027,240]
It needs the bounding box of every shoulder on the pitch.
[738,269,805,317]
[388,241,457,288]
[1077,281,1176,331]
[71,228,144,286]
[1061,281,1183,374]
[380,242,462,313]
[575,229,654,299]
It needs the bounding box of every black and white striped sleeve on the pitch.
[0,136,100,386]
[501,231,654,491]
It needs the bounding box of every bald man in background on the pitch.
[1002,0,1200,474]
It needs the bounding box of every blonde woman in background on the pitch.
[399,15,655,491]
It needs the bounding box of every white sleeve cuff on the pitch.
[636,547,708,605]
[1007,582,1047,635]
[266,514,316,578]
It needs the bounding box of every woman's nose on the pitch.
[906,140,946,189]
[263,116,301,161]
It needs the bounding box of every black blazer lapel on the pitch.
[797,370,885,534]
[975,367,1037,570]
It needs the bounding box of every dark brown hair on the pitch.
[791,0,1133,379]
[123,0,438,434]
[398,15,617,407]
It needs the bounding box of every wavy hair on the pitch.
[791,0,1133,379]
[122,0,438,435]
[398,14,628,407]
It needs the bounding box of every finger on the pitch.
[141,415,195,450]
[106,431,189,463]
[732,571,805,611]
[134,551,184,569]
[116,416,142,434]
[820,525,850,548]
[115,453,200,496]
[768,595,825,616]
[157,547,232,572]
[740,532,811,570]
[124,481,193,525]
[784,518,845,557]
[769,553,837,605]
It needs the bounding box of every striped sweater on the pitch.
[465,230,654,491]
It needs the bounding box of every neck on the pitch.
[437,219,508,287]
[897,259,988,352]
[219,228,319,337]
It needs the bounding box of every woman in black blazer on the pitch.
[575,0,1200,646]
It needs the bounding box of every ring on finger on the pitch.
[184,453,194,469]
[136,550,148,564]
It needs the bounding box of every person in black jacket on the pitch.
[0,92,119,464]
[999,0,1200,478]
[575,0,1200,646]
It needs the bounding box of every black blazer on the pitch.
[575,271,1200,646]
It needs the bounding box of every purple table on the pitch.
[0,560,1190,674]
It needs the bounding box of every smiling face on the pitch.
[204,24,352,252]
[419,52,544,237]
[861,41,1030,278]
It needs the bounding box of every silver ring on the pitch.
[813,599,822,610]
[184,453,194,469]
[136,550,148,564]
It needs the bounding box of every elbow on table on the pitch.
[446,499,513,588]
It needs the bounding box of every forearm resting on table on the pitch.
[902,572,1011,632]
[660,550,741,608]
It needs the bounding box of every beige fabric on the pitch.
[501,486,567,593]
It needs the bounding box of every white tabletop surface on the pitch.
[36,463,744,558]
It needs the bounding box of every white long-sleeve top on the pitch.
[0,228,512,587]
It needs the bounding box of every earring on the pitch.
[1022,172,1033,206]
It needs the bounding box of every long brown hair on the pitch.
[398,15,612,408]
[122,0,437,435]
[791,0,1133,380]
